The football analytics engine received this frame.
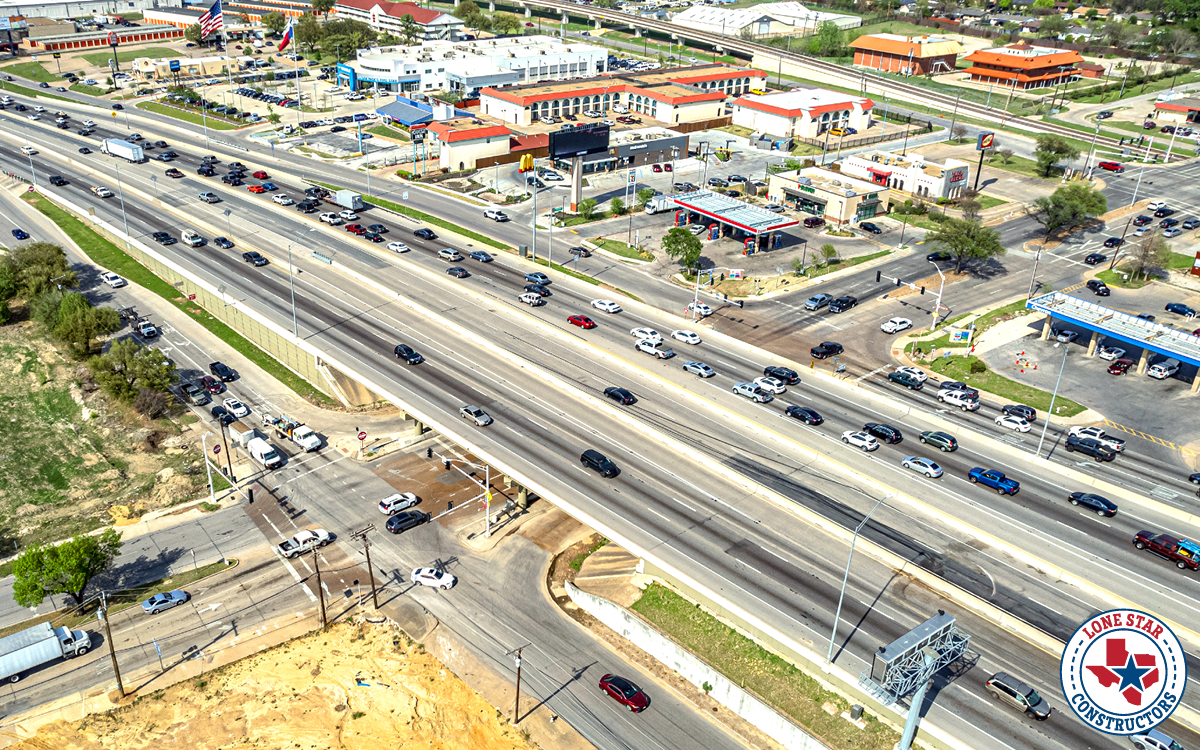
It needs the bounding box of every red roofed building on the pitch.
[426,118,513,170]
[849,34,964,76]
[732,89,873,139]
[1153,97,1200,124]
[961,44,1083,90]
[333,0,464,40]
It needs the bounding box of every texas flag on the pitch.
[278,19,294,52]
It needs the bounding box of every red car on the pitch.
[200,375,224,394]
[1133,530,1200,570]
[247,184,266,194]
[345,223,366,235]
[663,163,672,172]
[599,674,649,712]
[1097,161,1124,173]
[652,164,662,173]
[1107,358,1133,375]
[252,170,268,179]
[568,315,596,329]
[1143,120,1156,129]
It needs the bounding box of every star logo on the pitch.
[1086,639,1159,706]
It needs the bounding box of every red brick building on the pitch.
[962,43,1084,90]
[849,34,964,76]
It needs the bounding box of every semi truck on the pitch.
[333,190,364,211]
[644,195,676,214]
[100,139,145,163]
[0,622,91,683]
[262,414,322,452]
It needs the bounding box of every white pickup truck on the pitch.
[936,388,980,412]
[1067,426,1126,452]
[277,529,331,559]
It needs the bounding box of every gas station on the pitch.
[661,190,800,254]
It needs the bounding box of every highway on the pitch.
[3,99,1200,750]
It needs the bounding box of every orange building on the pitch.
[962,43,1084,90]
[849,34,964,76]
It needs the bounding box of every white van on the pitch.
[1147,358,1181,379]
[519,292,545,306]
[181,230,204,247]
[247,437,283,469]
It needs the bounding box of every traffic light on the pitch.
[427,447,433,459]
[875,270,881,283]
[920,286,926,295]
[895,277,902,287]
[444,460,451,471]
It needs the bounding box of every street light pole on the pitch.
[113,163,131,246]
[1035,343,1069,457]
[928,259,947,329]
[827,493,893,664]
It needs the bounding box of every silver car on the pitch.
[732,382,773,403]
[142,590,189,615]
[901,456,943,478]
[459,405,493,426]
[682,361,715,378]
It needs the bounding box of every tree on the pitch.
[578,197,597,220]
[636,187,656,208]
[12,528,123,607]
[311,0,335,19]
[951,124,968,142]
[454,0,486,29]
[262,12,288,36]
[593,0,617,7]
[791,256,805,274]
[322,18,377,55]
[88,338,177,402]
[738,25,756,41]
[1033,133,1079,177]
[662,227,703,272]
[1025,183,1106,260]
[295,13,324,55]
[50,293,119,359]
[1165,28,1196,56]
[1128,232,1172,280]
[7,241,75,298]
[1032,0,1054,7]
[611,196,627,216]
[399,14,421,45]
[184,23,203,44]
[995,147,1014,164]
[1102,19,1137,48]
[810,21,845,56]
[0,263,15,325]
[926,216,1006,273]
[493,13,522,35]
[1039,14,1069,36]
[134,387,169,418]
[820,243,838,266]
[378,32,400,46]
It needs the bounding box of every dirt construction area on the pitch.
[11,619,536,750]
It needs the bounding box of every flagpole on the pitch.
[294,19,302,130]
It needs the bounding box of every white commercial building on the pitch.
[670,2,861,37]
[337,36,607,95]
[731,88,873,139]
[839,150,971,200]
[0,0,158,19]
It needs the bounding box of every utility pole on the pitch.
[506,643,531,723]
[217,418,234,481]
[313,544,327,628]
[99,592,126,698]
[350,525,379,609]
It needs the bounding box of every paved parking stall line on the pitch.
[1103,419,1198,459]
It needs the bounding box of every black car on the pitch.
[211,406,236,424]
[785,406,823,425]
[524,283,550,296]
[363,232,384,243]
[581,448,619,478]
[469,250,493,262]
[386,510,430,534]
[242,251,268,266]
[367,223,387,234]
[828,296,857,313]
[152,231,176,245]
[1083,252,1108,266]
[209,362,235,381]
[394,344,424,364]
[221,175,243,186]
[1154,207,1174,218]
[810,341,844,359]
[1066,435,1116,462]
[1161,217,1180,228]
[330,126,346,133]
[919,431,958,452]
[863,422,903,444]
[707,177,729,188]
[604,386,636,405]
[860,221,883,234]
[447,266,469,278]
[1086,279,1110,296]
[1067,492,1118,517]
[414,228,437,240]
[153,140,168,148]
[763,365,800,384]
[198,166,216,176]
[1184,218,1200,230]
[568,246,591,258]
[78,147,91,154]
[1002,404,1036,422]
[112,103,124,110]
[214,237,234,249]
[1133,215,1153,226]
[48,175,67,186]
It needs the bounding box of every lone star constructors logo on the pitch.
[1061,609,1186,735]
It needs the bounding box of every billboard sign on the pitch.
[549,124,610,160]
[0,18,11,32]
[169,60,181,72]
[977,131,995,151]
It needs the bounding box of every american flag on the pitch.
[197,0,223,37]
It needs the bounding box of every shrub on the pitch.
[969,359,988,375]
[134,387,168,418]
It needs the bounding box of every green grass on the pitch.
[568,536,609,571]
[982,153,1065,181]
[799,249,890,280]
[23,193,336,406]
[557,210,614,228]
[1168,252,1195,269]
[978,195,1009,210]
[367,124,409,140]
[2,62,58,83]
[0,559,237,640]
[591,237,653,261]
[312,181,511,252]
[847,20,936,38]
[928,355,1086,417]
[632,583,898,750]
[910,299,1032,353]
[79,46,183,67]
[1096,268,1152,289]
[1067,71,1200,105]
[70,84,110,97]
[1041,115,1127,143]
[136,101,242,130]
[0,80,79,105]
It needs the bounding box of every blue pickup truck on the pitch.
[968,467,1020,495]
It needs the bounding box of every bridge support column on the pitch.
[488,1,495,10]
[561,11,569,23]
[1086,331,1101,357]
[524,7,531,17]
[405,417,425,436]
[1192,371,1200,393]
[1040,314,1053,341]
[1137,347,1150,375]
[633,27,642,37]
[517,486,530,509]
[594,18,602,29]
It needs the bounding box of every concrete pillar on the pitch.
[1040,314,1053,341]
[1086,331,1101,357]
[595,18,602,29]
[633,27,642,37]
[1137,347,1150,375]
[569,155,583,212]
[503,474,514,488]
[488,1,495,10]
[561,11,569,23]
[410,419,424,437]
[1192,371,1200,393]
[525,7,531,17]
[517,486,530,509]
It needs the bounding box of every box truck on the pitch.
[644,195,676,214]
[0,622,91,683]
[333,190,364,211]
[100,139,145,163]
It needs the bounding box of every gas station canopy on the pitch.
[670,190,799,235]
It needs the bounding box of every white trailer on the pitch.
[100,139,145,163]
[0,622,91,683]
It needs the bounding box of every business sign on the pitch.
[411,128,426,142]
[0,18,11,32]
[1061,609,1186,734]
[548,124,610,160]
[169,60,181,72]
[107,31,118,47]
[950,329,970,342]
[977,131,995,151]
[948,167,967,183]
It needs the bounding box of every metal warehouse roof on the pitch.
[1028,291,1200,369]
[671,190,799,235]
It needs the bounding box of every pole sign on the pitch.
[0,18,10,32]
[169,60,181,72]
[977,132,995,151]
[357,431,367,441]
[107,31,118,47]
[213,445,221,454]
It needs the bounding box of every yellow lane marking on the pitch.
[1103,419,1197,459]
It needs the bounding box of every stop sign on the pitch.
[357,431,367,441]
[213,445,221,454]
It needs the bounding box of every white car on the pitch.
[540,171,564,181]
[732,382,773,403]
[901,456,943,478]
[1068,426,1125,451]
[19,145,36,155]
[753,376,787,394]
[592,299,622,314]
[459,404,493,426]
[33,105,45,112]
[894,365,927,383]
[881,317,913,334]
[995,415,1031,432]
[688,301,713,317]
[1055,329,1079,343]
[841,431,880,452]
[273,194,295,205]
[222,398,250,418]
[339,210,358,221]
[82,119,95,127]
[387,241,409,253]
[320,118,335,126]
[672,330,701,345]
[318,212,343,225]
[27,114,38,121]
[90,186,113,198]
[411,567,457,590]
[682,361,715,378]
[635,339,674,358]
[1097,346,1126,361]
[437,248,463,261]
[1147,200,1166,211]
[379,492,419,514]
[100,272,126,288]
[630,327,662,344]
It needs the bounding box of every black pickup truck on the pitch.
[209,362,235,382]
